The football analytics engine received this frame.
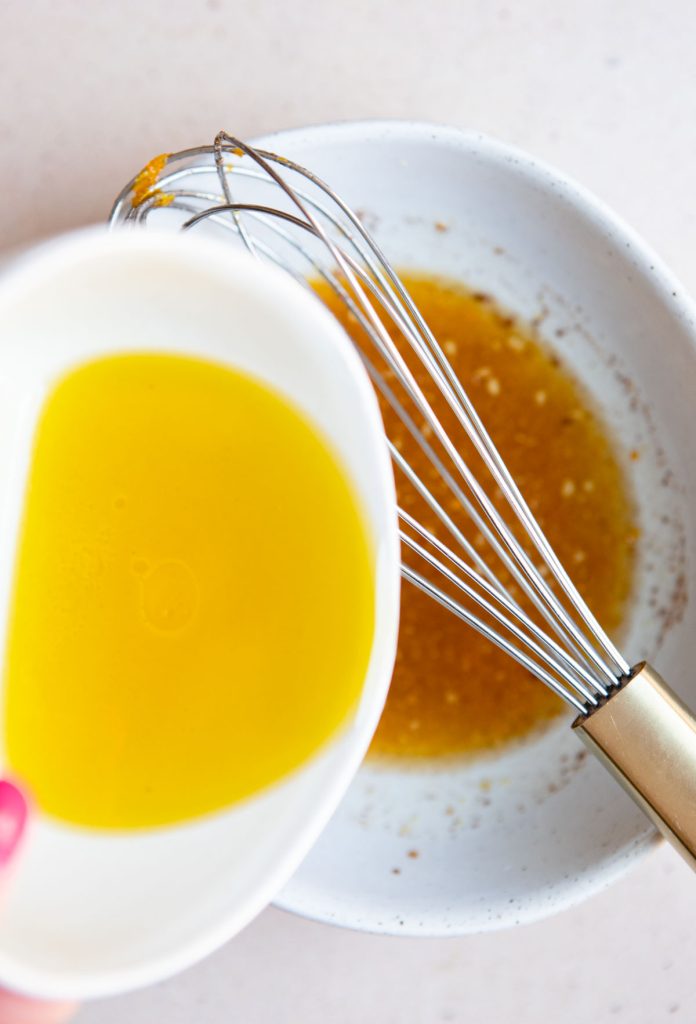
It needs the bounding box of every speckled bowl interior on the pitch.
[250,121,695,934]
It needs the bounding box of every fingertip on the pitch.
[0,987,78,1022]
[0,786,77,1021]
[0,781,28,868]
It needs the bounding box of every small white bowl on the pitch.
[234,121,695,934]
[0,228,400,997]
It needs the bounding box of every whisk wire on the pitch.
[215,138,625,682]
[209,136,627,676]
[398,509,604,704]
[400,564,588,714]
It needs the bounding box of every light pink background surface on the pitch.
[2,1,695,1021]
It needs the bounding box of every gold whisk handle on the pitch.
[573,663,696,871]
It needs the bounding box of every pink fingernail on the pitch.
[0,781,28,867]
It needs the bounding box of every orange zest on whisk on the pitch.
[130,152,171,208]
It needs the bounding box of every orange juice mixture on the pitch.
[316,274,636,757]
[4,353,375,828]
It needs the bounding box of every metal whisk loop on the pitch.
[211,137,621,689]
[214,135,628,682]
[108,135,633,712]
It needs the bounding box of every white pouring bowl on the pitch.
[230,121,694,934]
[0,228,401,997]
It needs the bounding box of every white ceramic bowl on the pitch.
[237,121,694,934]
[0,229,400,997]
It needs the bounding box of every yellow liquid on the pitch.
[4,353,375,829]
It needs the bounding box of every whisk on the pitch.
[110,132,696,869]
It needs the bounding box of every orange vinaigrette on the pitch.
[315,274,636,757]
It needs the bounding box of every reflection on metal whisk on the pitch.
[110,132,696,869]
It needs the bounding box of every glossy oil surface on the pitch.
[4,353,375,828]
